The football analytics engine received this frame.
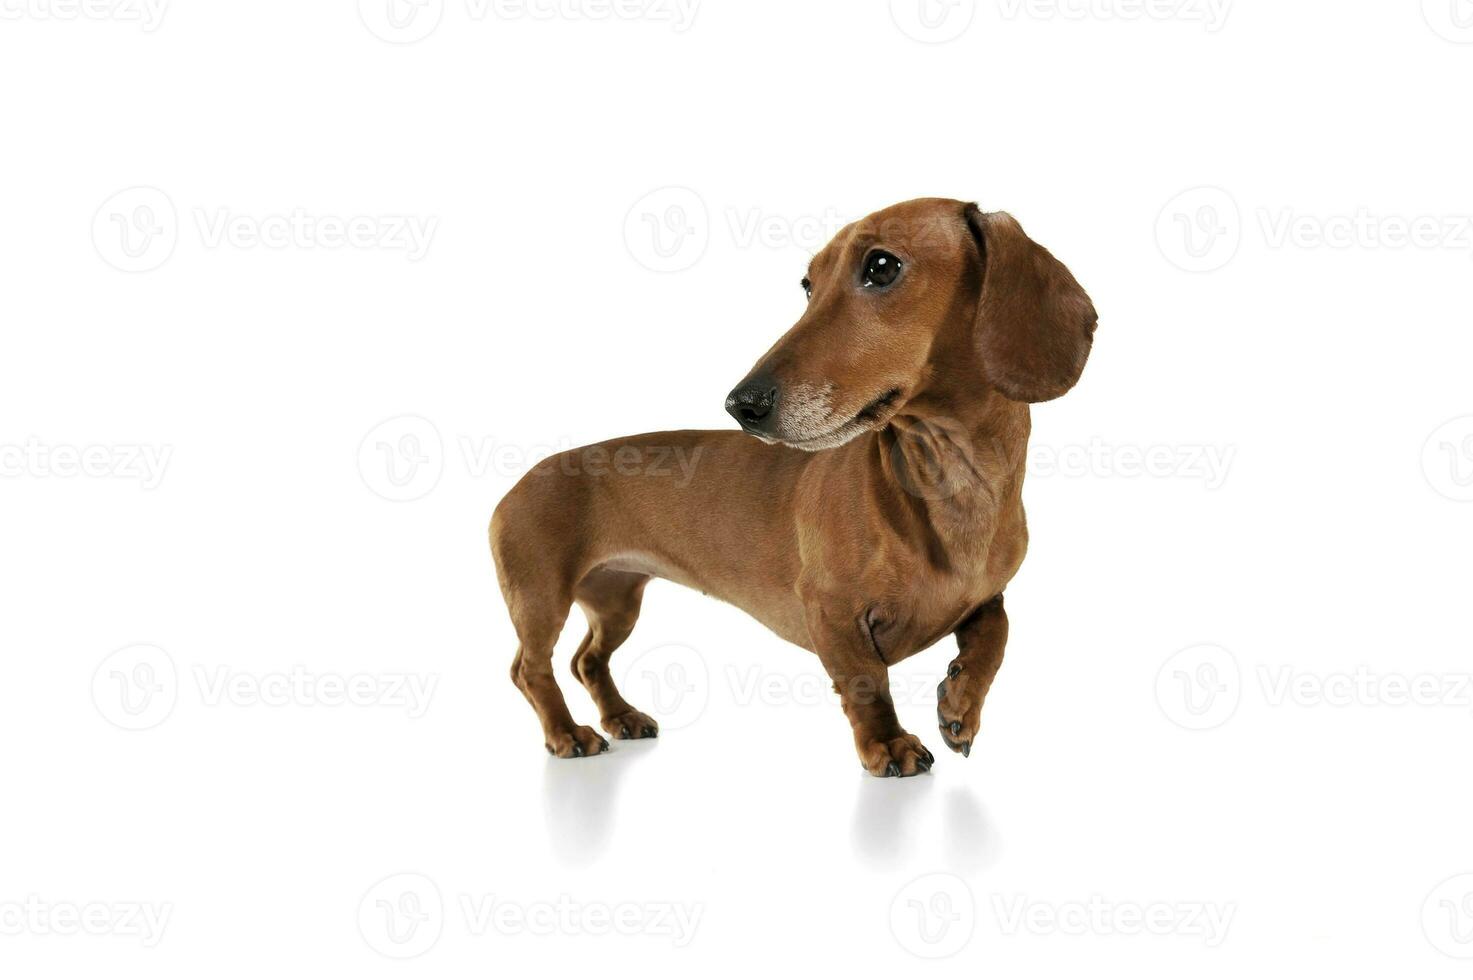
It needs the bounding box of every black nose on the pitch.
[725,374,780,433]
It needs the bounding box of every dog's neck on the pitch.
[874,388,1031,521]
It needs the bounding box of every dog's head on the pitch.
[725,198,1097,449]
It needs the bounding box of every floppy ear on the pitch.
[964,204,1097,403]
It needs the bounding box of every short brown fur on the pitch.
[490,197,1096,775]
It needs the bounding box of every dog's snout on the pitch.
[725,375,780,433]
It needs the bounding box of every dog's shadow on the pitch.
[851,776,999,870]
[541,740,655,864]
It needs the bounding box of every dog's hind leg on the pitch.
[507,596,609,758]
[571,567,658,740]
[492,510,609,759]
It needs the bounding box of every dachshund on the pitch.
[490,197,1096,775]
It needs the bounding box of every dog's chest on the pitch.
[878,569,994,664]
[870,506,1018,663]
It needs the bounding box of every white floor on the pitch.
[4,2,1473,976]
[8,526,1473,975]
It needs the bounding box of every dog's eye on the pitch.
[800,277,812,300]
[861,250,901,289]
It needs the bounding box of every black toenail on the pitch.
[949,663,962,679]
[572,744,585,757]
[962,741,971,758]
[936,680,947,700]
[885,761,900,777]
[620,725,630,738]
[545,744,553,754]
[599,738,609,752]
[950,721,962,736]
[916,757,931,773]
[641,725,656,738]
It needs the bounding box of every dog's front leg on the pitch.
[936,594,1009,757]
[806,604,934,778]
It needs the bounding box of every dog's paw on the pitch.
[935,661,983,757]
[859,732,934,777]
[545,725,610,759]
[601,710,658,740]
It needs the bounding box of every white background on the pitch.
[3,0,1472,975]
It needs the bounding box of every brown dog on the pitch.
[490,197,1096,776]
